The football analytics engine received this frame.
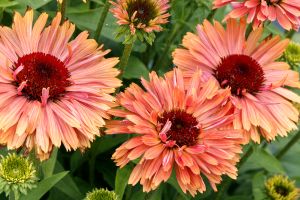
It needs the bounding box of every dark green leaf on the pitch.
[252,147,285,173]
[123,56,149,79]
[0,0,18,7]
[41,147,58,178]
[15,0,52,9]
[252,172,267,200]
[167,174,191,200]
[22,171,69,200]
[115,165,132,200]
[55,162,84,199]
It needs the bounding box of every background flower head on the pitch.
[265,174,299,200]
[0,10,121,160]
[110,0,170,44]
[213,0,300,31]
[85,188,118,200]
[106,68,243,196]
[281,42,300,71]
[173,18,300,143]
[0,153,38,199]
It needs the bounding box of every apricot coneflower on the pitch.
[0,10,121,160]
[213,0,300,31]
[173,18,300,143]
[106,68,243,196]
[110,0,170,44]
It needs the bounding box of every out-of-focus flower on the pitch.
[281,42,300,71]
[85,188,118,200]
[106,68,243,196]
[110,0,170,44]
[0,153,38,199]
[265,175,299,200]
[0,10,121,160]
[57,0,86,3]
[173,18,300,143]
[213,0,300,31]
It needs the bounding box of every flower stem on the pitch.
[152,24,179,72]
[276,129,300,159]
[118,42,134,79]
[9,191,16,200]
[152,1,197,72]
[94,0,111,41]
[58,0,67,23]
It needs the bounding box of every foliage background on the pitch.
[0,0,299,199]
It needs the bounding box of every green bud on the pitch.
[265,174,299,200]
[281,42,300,71]
[0,153,38,200]
[85,188,118,200]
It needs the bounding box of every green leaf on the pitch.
[115,165,132,200]
[167,174,191,200]
[147,186,163,200]
[123,56,149,79]
[55,162,84,199]
[252,147,285,174]
[91,135,128,157]
[0,0,18,7]
[15,0,52,9]
[41,148,58,178]
[252,172,267,200]
[22,171,69,200]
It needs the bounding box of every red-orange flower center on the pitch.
[158,110,199,147]
[127,0,158,25]
[214,54,265,97]
[15,52,71,101]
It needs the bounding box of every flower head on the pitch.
[213,0,300,31]
[57,0,86,3]
[85,188,118,200]
[265,175,299,200]
[110,0,170,44]
[106,68,243,196]
[281,42,300,71]
[0,10,121,160]
[0,153,38,199]
[173,18,300,143]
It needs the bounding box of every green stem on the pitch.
[118,42,134,79]
[94,0,111,41]
[58,0,67,24]
[9,191,16,200]
[152,2,198,72]
[215,145,254,199]
[276,130,300,159]
[152,24,179,72]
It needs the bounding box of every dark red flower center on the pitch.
[127,0,158,25]
[214,54,265,97]
[266,0,281,6]
[158,110,200,147]
[14,52,71,101]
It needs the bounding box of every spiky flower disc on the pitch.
[265,175,299,200]
[85,188,118,200]
[110,0,170,44]
[0,153,38,199]
[281,42,300,71]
